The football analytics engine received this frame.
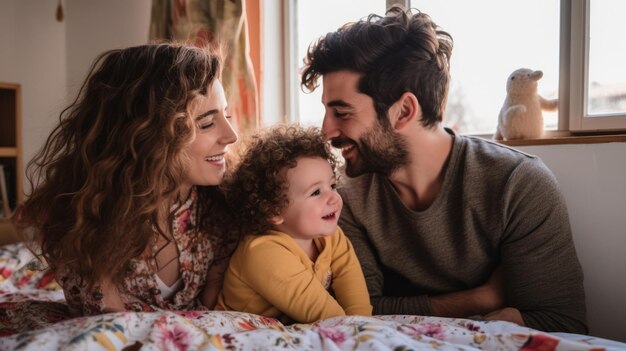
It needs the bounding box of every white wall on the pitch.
[0,1,20,83]
[0,0,66,167]
[64,0,152,98]
[518,142,626,342]
[0,0,151,170]
[1,0,624,343]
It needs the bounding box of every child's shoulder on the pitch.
[235,229,345,258]
[313,228,346,252]
[237,231,298,253]
[231,232,307,271]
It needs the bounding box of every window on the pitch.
[408,0,560,134]
[569,0,626,131]
[264,0,626,135]
[295,0,386,127]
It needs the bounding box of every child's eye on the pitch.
[331,183,338,190]
[310,189,321,197]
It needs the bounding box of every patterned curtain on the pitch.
[150,0,259,134]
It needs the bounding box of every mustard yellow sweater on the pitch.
[216,228,372,323]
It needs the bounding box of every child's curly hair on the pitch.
[224,124,339,236]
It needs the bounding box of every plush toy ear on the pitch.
[390,92,421,130]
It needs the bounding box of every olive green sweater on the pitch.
[338,133,587,334]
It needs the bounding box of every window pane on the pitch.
[411,0,560,134]
[295,1,559,134]
[587,0,626,116]
[296,0,386,126]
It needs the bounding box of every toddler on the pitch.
[216,125,372,323]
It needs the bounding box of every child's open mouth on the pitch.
[322,212,336,220]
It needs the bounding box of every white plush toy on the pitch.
[494,68,557,140]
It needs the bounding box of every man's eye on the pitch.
[335,111,348,118]
[310,189,321,197]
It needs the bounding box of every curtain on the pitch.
[150,0,259,134]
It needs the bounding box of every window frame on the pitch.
[262,0,626,136]
[568,0,626,132]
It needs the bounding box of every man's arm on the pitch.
[498,160,587,333]
[430,267,505,318]
[485,307,525,325]
[340,201,505,317]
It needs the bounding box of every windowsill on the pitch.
[470,131,626,147]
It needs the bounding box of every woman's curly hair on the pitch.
[223,125,338,236]
[15,43,235,287]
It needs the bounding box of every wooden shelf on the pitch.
[0,147,17,157]
[0,82,22,212]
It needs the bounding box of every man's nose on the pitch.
[321,114,339,140]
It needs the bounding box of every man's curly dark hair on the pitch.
[223,124,339,236]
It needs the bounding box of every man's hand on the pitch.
[472,266,505,313]
[485,307,525,326]
[430,267,505,318]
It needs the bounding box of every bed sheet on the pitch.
[1,243,624,351]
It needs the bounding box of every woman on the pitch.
[15,43,238,315]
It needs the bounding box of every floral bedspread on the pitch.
[1,243,624,351]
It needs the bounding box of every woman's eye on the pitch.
[310,189,321,197]
[199,122,215,130]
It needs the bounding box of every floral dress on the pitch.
[57,189,217,316]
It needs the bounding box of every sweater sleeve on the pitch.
[239,238,345,323]
[339,200,432,316]
[500,159,587,334]
[329,228,373,316]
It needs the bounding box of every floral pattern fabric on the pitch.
[2,243,626,350]
[53,189,215,316]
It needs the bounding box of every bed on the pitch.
[1,242,624,351]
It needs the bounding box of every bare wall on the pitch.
[519,142,626,342]
[65,0,151,98]
[0,0,66,171]
[0,0,151,185]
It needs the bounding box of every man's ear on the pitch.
[269,215,284,225]
[390,92,421,130]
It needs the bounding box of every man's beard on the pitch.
[335,118,410,178]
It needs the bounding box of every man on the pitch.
[301,6,587,333]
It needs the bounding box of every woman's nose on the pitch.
[220,116,238,145]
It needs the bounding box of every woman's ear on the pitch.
[390,92,421,130]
